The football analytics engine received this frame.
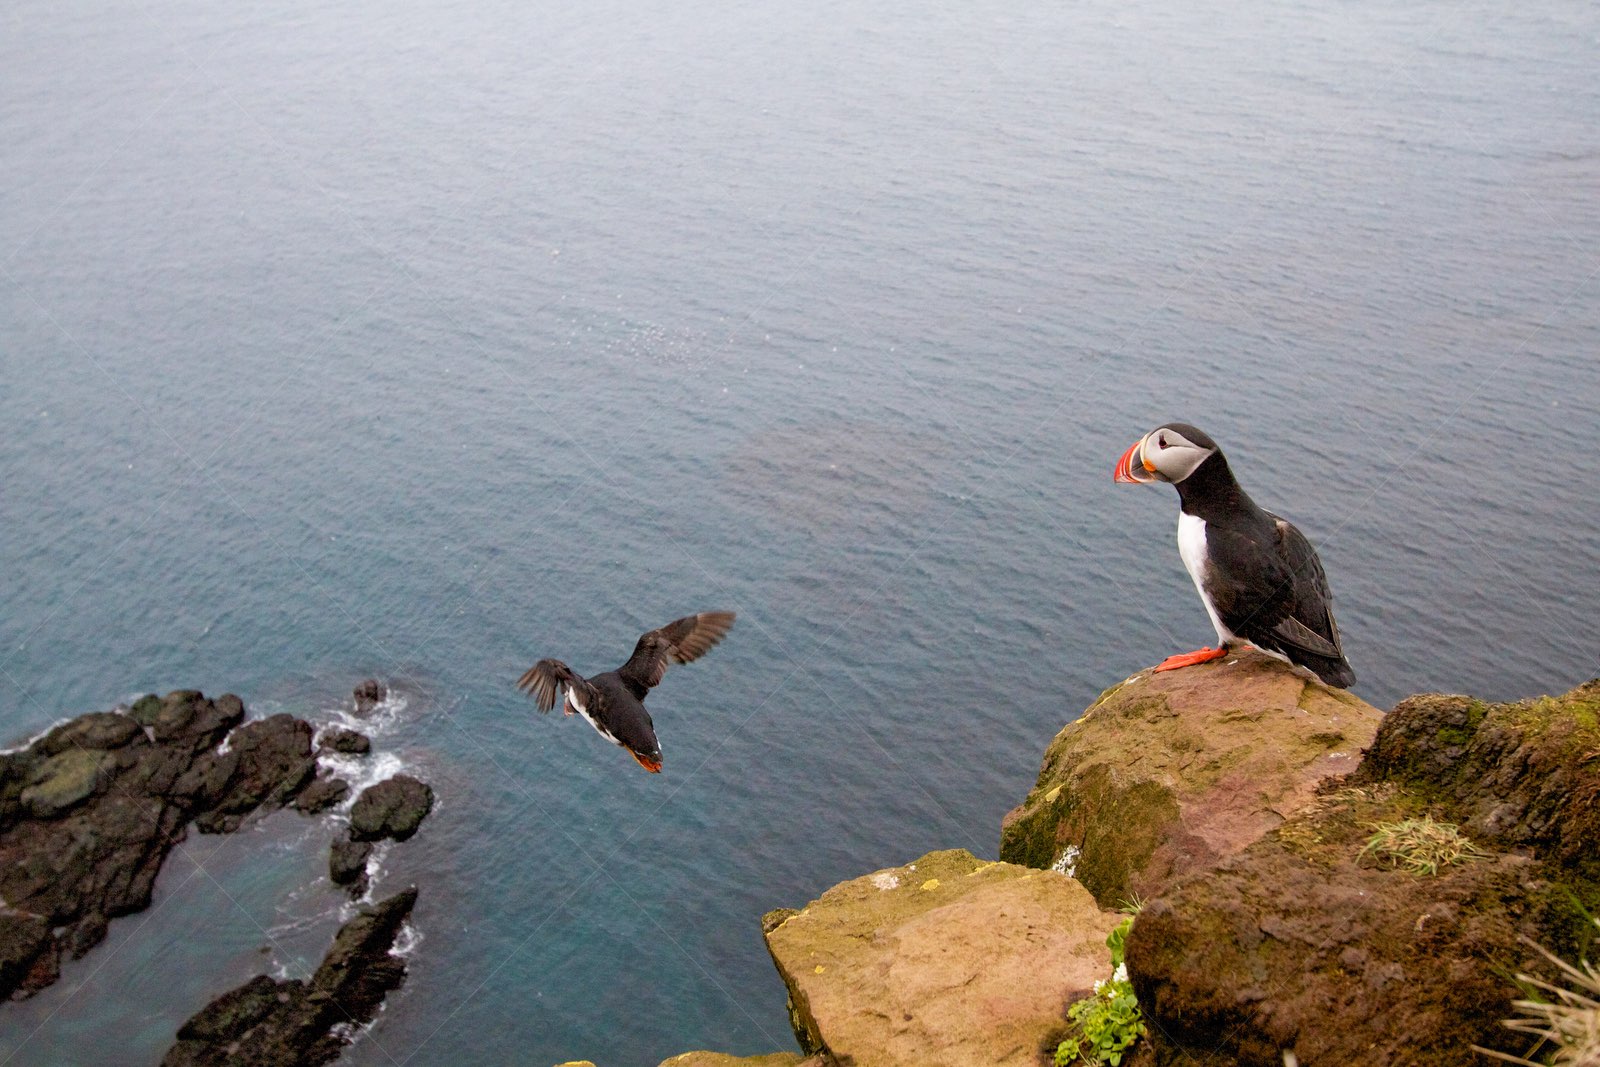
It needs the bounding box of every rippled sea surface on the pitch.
[3,1,1597,1063]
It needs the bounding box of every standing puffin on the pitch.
[1114,424,1355,688]
[516,611,735,772]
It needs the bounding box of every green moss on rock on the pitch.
[1130,679,1600,1066]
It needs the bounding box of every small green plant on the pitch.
[1359,815,1486,876]
[1474,919,1600,1067]
[1055,916,1147,1066]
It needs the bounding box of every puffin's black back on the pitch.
[1160,426,1355,689]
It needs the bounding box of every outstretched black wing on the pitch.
[515,658,597,714]
[616,611,736,699]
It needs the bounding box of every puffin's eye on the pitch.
[1157,436,1169,449]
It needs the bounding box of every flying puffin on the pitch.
[516,611,736,772]
[1114,423,1355,688]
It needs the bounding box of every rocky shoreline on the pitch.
[644,652,1599,1067]
[0,683,432,1064]
[163,887,419,1067]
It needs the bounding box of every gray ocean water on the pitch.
[3,0,1598,1063]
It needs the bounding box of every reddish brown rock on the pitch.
[1000,648,1383,907]
[1125,680,1600,1066]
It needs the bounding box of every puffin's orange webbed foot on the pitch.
[1154,646,1229,672]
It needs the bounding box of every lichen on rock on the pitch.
[762,848,1119,1066]
[655,1052,817,1067]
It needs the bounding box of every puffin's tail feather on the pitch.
[1295,650,1355,689]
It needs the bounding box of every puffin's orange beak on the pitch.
[1114,439,1155,483]
[631,751,663,773]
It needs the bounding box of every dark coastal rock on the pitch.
[36,712,147,757]
[191,715,317,834]
[329,838,374,892]
[163,887,417,1067]
[0,911,55,997]
[349,775,433,843]
[1125,680,1600,1066]
[0,692,322,1000]
[130,691,245,747]
[317,727,369,755]
[291,776,349,815]
[1000,648,1383,907]
[19,747,117,818]
[352,679,386,715]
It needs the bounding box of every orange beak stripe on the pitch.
[1114,440,1150,483]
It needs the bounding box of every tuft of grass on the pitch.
[1474,920,1600,1067]
[1117,893,1148,916]
[1359,816,1487,876]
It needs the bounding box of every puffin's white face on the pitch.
[1114,425,1217,485]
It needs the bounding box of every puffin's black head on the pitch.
[1114,423,1220,485]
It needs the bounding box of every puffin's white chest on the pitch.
[1177,513,1235,644]
[567,684,621,747]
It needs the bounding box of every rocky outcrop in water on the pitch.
[0,687,425,1004]
[162,887,418,1067]
[349,774,434,843]
[321,774,433,899]
[352,680,386,716]
[1000,648,1384,907]
[0,691,320,999]
[1125,680,1600,1066]
[317,727,370,755]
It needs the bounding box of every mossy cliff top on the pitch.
[1127,679,1600,1066]
[1000,647,1384,907]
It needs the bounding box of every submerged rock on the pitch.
[350,775,434,842]
[317,727,369,755]
[290,775,349,815]
[763,849,1118,1066]
[163,887,417,1067]
[329,837,374,894]
[1000,648,1383,907]
[1126,680,1600,1066]
[352,679,386,715]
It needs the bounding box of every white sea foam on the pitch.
[318,688,411,741]
[391,919,422,959]
[0,715,76,755]
[318,752,408,813]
